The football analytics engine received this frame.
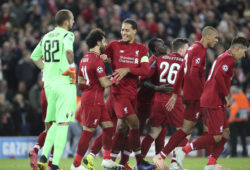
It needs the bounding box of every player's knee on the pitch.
[213,135,222,143]
[83,126,96,132]
[128,119,139,129]
[125,114,139,129]
[116,123,127,133]
[181,127,192,135]
[101,121,114,129]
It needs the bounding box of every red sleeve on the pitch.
[104,41,113,59]
[173,61,184,94]
[140,57,156,80]
[130,62,150,76]
[95,59,106,78]
[189,51,205,90]
[214,60,234,96]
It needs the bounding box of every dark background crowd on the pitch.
[0,0,249,157]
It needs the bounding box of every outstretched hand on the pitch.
[113,68,130,81]
[165,93,177,111]
[155,84,173,93]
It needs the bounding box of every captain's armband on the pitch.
[140,56,149,63]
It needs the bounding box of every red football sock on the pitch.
[212,137,227,160]
[73,130,94,167]
[192,134,216,151]
[207,155,217,165]
[203,131,213,156]
[34,131,47,154]
[102,127,113,159]
[155,127,166,154]
[111,132,126,161]
[141,135,154,158]
[48,146,54,167]
[160,129,187,159]
[120,135,131,165]
[177,138,188,147]
[90,133,103,156]
[129,129,142,165]
[171,151,176,163]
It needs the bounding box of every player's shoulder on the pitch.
[217,50,234,64]
[108,40,120,46]
[134,41,147,49]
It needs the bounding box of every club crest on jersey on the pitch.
[124,107,128,114]
[222,65,228,71]
[68,37,73,41]
[195,58,200,64]
[220,125,223,132]
[97,66,103,73]
[135,50,139,57]
[120,50,124,53]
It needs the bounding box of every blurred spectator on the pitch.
[28,74,42,114]
[229,86,249,157]
[16,50,38,89]
[0,79,14,102]
[12,93,33,136]
[0,92,13,136]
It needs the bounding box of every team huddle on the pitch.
[28,9,249,170]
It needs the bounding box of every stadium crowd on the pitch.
[0,0,249,157]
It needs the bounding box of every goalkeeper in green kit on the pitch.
[30,9,76,170]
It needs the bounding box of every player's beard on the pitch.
[100,44,106,53]
[68,24,72,31]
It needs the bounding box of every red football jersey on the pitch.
[78,51,106,105]
[174,41,206,101]
[137,55,158,104]
[105,40,148,96]
[154,52,184,102]
[201,50,235,108]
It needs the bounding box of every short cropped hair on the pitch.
[122,19,137,30]
[172,38,189,52]
[148,38,162,54]
[230,36,249,48]
[86,28,105,49]
[55,9,71,26]
[202,26,217,37]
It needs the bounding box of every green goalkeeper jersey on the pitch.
[31,27,75,87]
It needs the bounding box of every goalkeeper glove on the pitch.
[62,63,76,84]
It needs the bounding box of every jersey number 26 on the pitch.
[159,61,180,84]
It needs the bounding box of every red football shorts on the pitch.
[41,87,47,122]
[136,102,151,129]
[202,107,229,135]
[150,97,184,127]
[184,100,201,122]
[110,93,137,119]
[82,104,111,128]
[105,96,117,129]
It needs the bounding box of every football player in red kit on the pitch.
[104,19,156,170]
[140,38,188,170]
[182,37,249,170]
[28,70,54,170]
[71,29,124,170]
[153,26,219,170]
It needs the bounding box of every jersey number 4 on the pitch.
[160,62,180,84]
[44,40,59,62]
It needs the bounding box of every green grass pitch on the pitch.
[0,157,250,170]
